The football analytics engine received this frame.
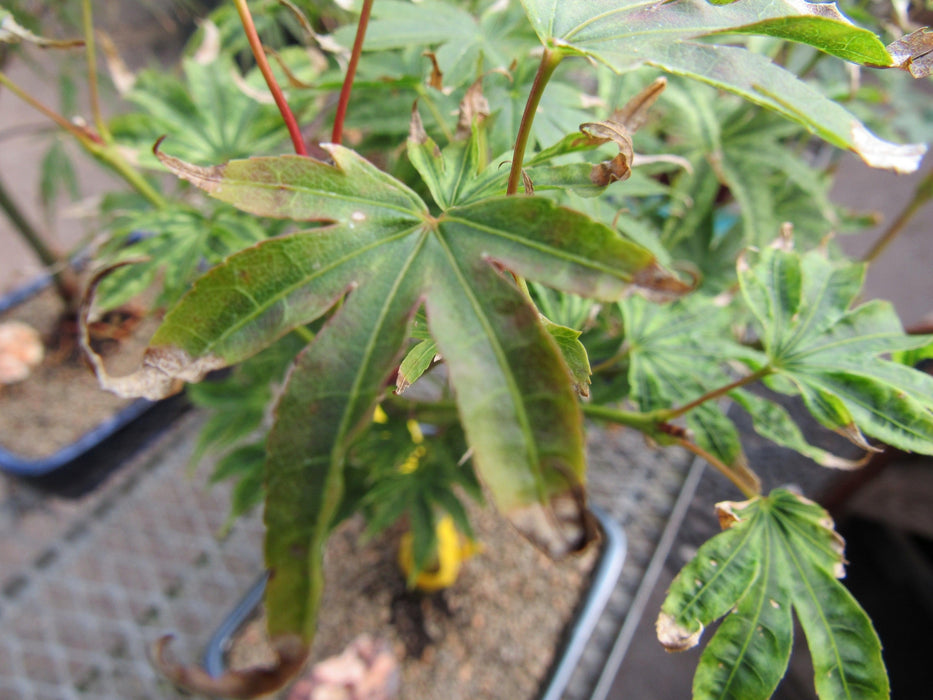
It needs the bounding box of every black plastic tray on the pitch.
[203,505,626,700]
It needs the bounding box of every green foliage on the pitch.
[110,56,293,165]
[738,245,933,453]
[519,0,925,171]
[651,77,842,249]
[93,202,274,312]
[660,489,888,700]
[349,408,480,578]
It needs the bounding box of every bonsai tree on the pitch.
[5,0,933,697]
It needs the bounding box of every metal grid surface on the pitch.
[0,414,265,700]
[565,426,698,700]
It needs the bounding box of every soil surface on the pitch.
[0,283,158,460]
[229,502,599,700]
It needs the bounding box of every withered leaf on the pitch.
[423,51,444,90]
[521,169,534,195]
[79,261,225,400]
[0,10,84,48]
[152,634,308,699]
[455,78,490,140]
[578,78,666,187]
[886,28,933,78]
[613,77,667,133]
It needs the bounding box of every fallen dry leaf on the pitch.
[287,634,399,700]
[0,320,44,385]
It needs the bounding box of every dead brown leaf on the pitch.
[887,28,933,78]
[153,634,308,699]
[578,78,667,187]
[455,78,490,140]
[423,51,444,90]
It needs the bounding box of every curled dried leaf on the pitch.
[97,31,136,94]
[656,611,702,652]
[521,169,534,195]
[455,78,490,140]
[79,262,226,400]
[886,28,933,78]
[0,321,44,385]
[578,78,667,186]
[579,119,634,186]
[714,498,755,530]
[614,77,667,133]
[0,10,84,48]
[153,634,308,699]
[423,51,444,90]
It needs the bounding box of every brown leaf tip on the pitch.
[632,262,692,301]
[154,139,226,192]
[79,261,227,400]
[656,612,702,652]
[456,78,490,140]
[887,28,933,78]
[409,103,428,145]
[714,498,756,530]
[153,633,308,699]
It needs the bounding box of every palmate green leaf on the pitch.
[110,144,685,648]
[618,296,761,491]
[351,411,476,577]
[94,204,269,312]
[408,109,618,209]
[109,56,289,166]
[730,390,866,469]
[738,246,933,453]
[654,77,841,250]
[519,0,926,172]
[659,489,888,700]
[334,0,536,88]
[187,332,306,493]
